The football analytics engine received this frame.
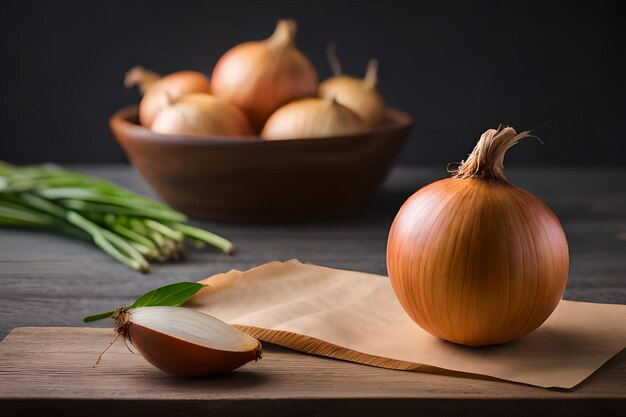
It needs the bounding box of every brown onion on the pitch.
[115,306,262,376]
[261,97,367,140]
[211,19,318,131]
[151,93,252,137]
[319,44,385,126]
[139,71,212,128]
[387,127,569,347]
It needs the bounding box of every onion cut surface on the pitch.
[121,306,261,375]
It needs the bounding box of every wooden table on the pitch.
[1,165,625,416]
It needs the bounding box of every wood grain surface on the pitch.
[0,165,625,416]
[0,327,624,417]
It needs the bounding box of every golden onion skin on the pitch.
[150,93,253,138]
[139,71,212,128]
[211,20,318,131]
[319,75,385,127]
[261,97,368,140]
[387,177,569,347]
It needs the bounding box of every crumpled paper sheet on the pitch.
[185,260,626,389]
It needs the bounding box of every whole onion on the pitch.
[151,93,252,138]
[211,19,318,131]
[261,97,367,140]
[139,71,212,128]
[319,44,386,126]
[387,127,569,347]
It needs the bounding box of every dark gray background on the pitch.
[0,0,624,166]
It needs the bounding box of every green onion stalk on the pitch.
[0,162,235,273]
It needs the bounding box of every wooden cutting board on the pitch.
[0,327,624,417]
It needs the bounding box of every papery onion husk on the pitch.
[260,97,368,140]
[115,306,262,376]
[151,93,253,138]
[386,127,569,347]
[124,65,162,94]
[211,19,318,131]
[139,71,212,128]
[319,44,385,127]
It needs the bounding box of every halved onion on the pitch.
[116,306,262,376]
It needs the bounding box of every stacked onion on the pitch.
[126,20,390,140]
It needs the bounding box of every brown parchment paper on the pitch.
[185,260,626,389]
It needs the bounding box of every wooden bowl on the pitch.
[110,106,414,221]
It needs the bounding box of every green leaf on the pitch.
[82,281,206,323]
[130,282,206,309]
[83,310,117,323]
